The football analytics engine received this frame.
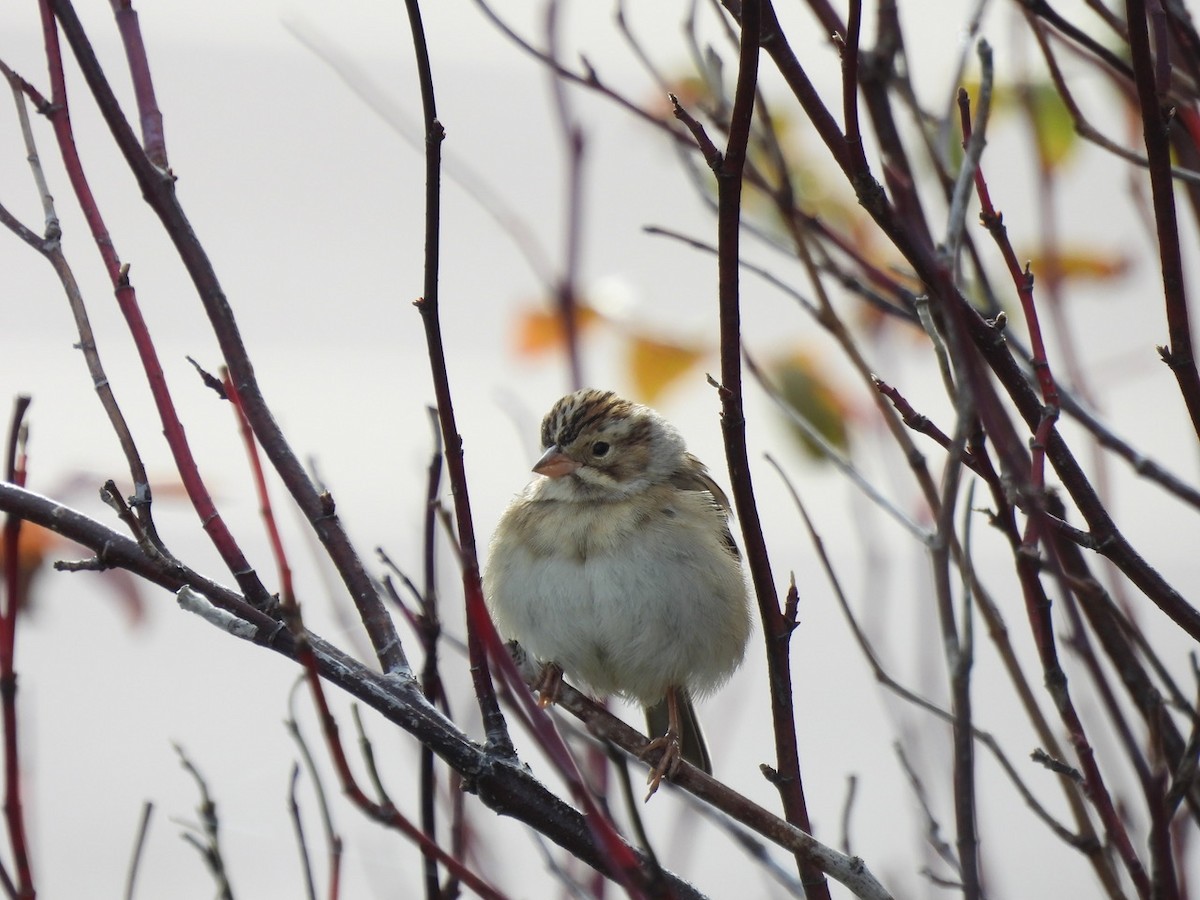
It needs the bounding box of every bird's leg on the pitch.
[642,686,684,799]
[534,662,564,708]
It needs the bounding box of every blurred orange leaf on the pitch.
[0,522,60,617]
[771,351,852,460]
[1,522,57,575]
[514,303,601,356]
[1,521,146,626]
[627,333,708,404]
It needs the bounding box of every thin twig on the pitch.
[400,0,512,761]
[174,745,234,900]
[287,765,318,900]
[123,801,153,900]
[545,0,587,391]
[40,0,272,613]
[285,679,342,900]
[48,0,406,672]
[707,3,826,895]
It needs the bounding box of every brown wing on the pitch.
[670,453,740,559]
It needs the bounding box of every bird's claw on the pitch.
[534,662,564,708]
[642,731,683,800]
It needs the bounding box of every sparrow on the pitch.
[484,389,751,796]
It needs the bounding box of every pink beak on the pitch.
[533,445,579,478]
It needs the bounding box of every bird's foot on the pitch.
[534,662,564,708]
[641,730,683,800]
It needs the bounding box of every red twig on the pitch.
[1,397,35,899]
[483,633,649,893]
[47,0,405,673]
[297,646,507,900]
[36,1,270,608]
[220,369,294,605]
[958,90,1059,412]
[958,85,1063,558]
[872,377,989,477]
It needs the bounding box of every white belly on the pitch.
[485,486,750,705]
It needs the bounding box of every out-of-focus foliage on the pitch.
[961,77,1079,170]
[513,294,712,404]
[513,287,855,459]
[770,350,852,459]
[513,302,602,355]
[1021,246,1134,282]
[626,333,708,402]
[0,522,57,609]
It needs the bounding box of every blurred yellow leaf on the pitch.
[1023,248,1132,282]
[514,303,601,356]
[771,351,852,460]
[627,333,707,404]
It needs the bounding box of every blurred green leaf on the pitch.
[772,351,851,460]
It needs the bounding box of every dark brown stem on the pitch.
[958,88,1060,413]
[838,0,866,172]
[399,0,511,755]
[417,412,445,900]
[708,4,827,897]
[1126,0,1200,442]
[39,0,265,604]
[108,0,166,168]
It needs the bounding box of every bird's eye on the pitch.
[591,441,610,457]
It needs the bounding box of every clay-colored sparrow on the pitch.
[485,389,751,795]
